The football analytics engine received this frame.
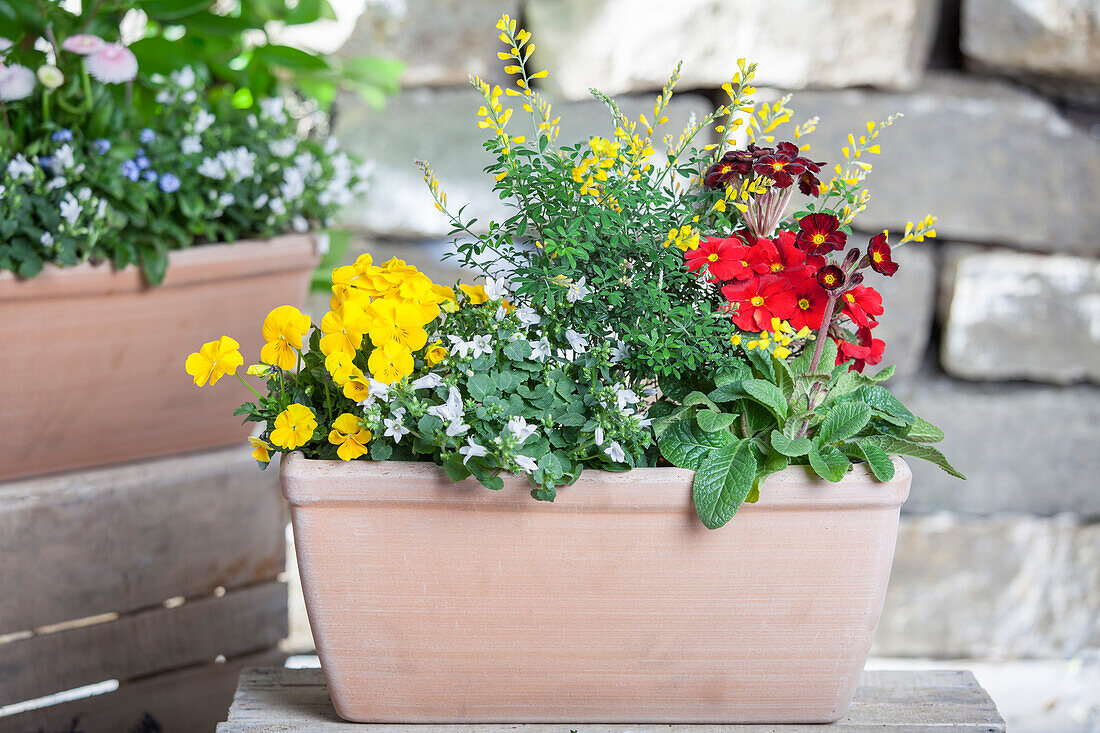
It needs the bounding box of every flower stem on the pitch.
[81,63,93,114]
[235,373,265,400]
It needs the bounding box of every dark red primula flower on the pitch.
[721,274,797,332]
[753,152,805,189]
[816,264,846,291]
[684,236,750,282]
[836,325,885,373]
[795,213,847,255]
[703,151,754,188]
[841,285,884,327]
[866,232,899,276]
[789,278,829,332]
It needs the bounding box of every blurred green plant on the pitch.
[0,0,403,114]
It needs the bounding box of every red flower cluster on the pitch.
[687,213,900,373]
[704,142,824,196]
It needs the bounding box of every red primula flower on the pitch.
[753,152,805,189]
[867,232,899,276]
[704,151,754,188]
[836,325,885,373]
[795,213,847,255]
[746,231,820,283]
[789,278,829,332]
[722,275,797,332]
[841,285,884,327]
[685,236,750,282]
[816,264,846,291]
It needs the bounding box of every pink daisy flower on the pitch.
[62,34,106,55]
[86,43,138,84]
[0,63,36,101]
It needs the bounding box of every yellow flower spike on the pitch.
[260,306,311,370]
[185,336,243,387]
[319,301,370,357]
[368,340,415,385]
[425,340,448,366]
[730,334,742,346]
[248,436,271,463]
[328,413,372,461]
[270,404,317,451]
[774,346,792,360]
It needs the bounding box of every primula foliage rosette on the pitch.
[190,14,962,527]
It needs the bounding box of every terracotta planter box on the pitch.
[0,235,319,481]
[283,453,911,724]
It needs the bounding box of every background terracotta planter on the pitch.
[283,454,911,724]
[0,235,319,481]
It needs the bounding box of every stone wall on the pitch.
[322,0,1099,674]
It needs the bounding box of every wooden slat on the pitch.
[0,582,287,705]
[216,669,1005,732]
[0,650,285,733]
[0,448,285,633]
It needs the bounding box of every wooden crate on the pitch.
[0,447,288,732]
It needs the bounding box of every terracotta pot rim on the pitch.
[280,452,910,511]
[0,233,319,302]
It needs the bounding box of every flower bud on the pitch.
[36,64,64,90]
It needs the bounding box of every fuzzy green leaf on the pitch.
[658,418,736,471]
[906,416,946,443]
[692,439,757,529]
[696,408,739,432]
[808,443,851,482]
[742,379,788,421]
[770,430,811,457]
[817,401,872,444]
[861,436,965,479]
[851,440,896,481]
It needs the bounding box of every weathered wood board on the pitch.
[216,669,1005,732]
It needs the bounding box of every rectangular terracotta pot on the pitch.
[283,453,911,724]
[0,235,319,481]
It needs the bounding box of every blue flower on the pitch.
[135,155,151,171]
[92,138,111,154]
[121,159,141,182]
[159,172,181,193]
[139,128,156,144]
[38,155,55,170]
[51,129,73,142]
[143,170,158,182]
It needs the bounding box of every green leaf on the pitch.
[696,408,738,432]
[770,430,811,457]
[503,338,532,361]
[681,390,720,411]
[692,439,757,529]
[860,436,965,479]
[742,379,788,421]
[657,418,736,471]
[817,401,872,444]
[773,356,795,400]
[255,44,330,71]
[906,416,946,443]
[467,373,495,401]
[843,385,914,427]
[442,454,471,482]
[870,365,895,382]
[851,441,895,481]
[808,443,851,482]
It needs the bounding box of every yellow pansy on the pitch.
[260,306,311,370]
[248,436,271,463]
[328,413,372,461]
[185,336,244,387]
[367,299,429,351]
[320,301,371,356]
[425,340,447,366]
[246,363,272,377]
[343,377,372,402]
[459,283,489,304]
[368,340,415,385]
[270,403,317,450]
[324,350,363,386]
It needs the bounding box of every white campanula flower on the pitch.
[614,384,641,413]
[292,215,309,233]
[182,89,197,104]
[59,193,81,226]
[180,135,201,155]
[170,66,196,89]
[0,184,5,197]
[459,437,487,465]
[155,88,176,104]
[77,187,91,201]
[7,154,34,180]
[45,176,66,191]
[611,339,630,363]
[40,232,54,246]
[566,276,590,303]
[565,329,588,355]
[483,276,511,301]
[197,157,225,180]
[428,386,464,424]
[269,198,286,216]
[637,412,653,429]
[269,138,297,158]
[469,334,493,359]
[253,193,270,209]
[594,426,605,446]
[514,454,538,474]
[294,151,321,179]
[193,109,215,134]
[324,136,340,155]
[447,334,473,359]
[604,441,627,463]
[514,305,540,328]
[52,144,78,172]
[530,336,551,362]
[506,416,537,444]
[411,373,443,390]
[217,192,235,208]
[259,96,287,124]
[445,419,470,437]
[383,408,410,444]
[280,167,306,201]
[0,63,36,101]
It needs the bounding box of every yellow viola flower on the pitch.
[320,301,371,357]
[248,436,271,463]
[343,377,372,402]
[260,306,311,370]
[425,340,448,366]
[246,363,272,377]
[185,336,244,387]
[368,340,415,385]
[324,350,364,385]
[367,299,429,351]
[459,283,489,304]
[270,403,317,451]
[328,413,372,461]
